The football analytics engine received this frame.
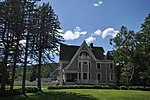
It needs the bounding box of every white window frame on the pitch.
[83,72,87,79]
[96,73,102,81]
[79,51,90,60]
[78,72,81,79]
[78,61,81,69]
[109,73,114,81]
[96,62,101,69]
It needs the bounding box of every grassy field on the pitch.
[0,89,150,100]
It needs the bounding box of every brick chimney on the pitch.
[90,43,93,50]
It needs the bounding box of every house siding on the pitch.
[62,63,69,69]
[90,60,96,80]
[59,42,117,85]
[68,56,78,71]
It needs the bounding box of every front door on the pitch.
[66,73,77,82]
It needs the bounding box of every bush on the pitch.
[129,86,150,91]
[47,85,150,91]
[48,85,119,90]
[0,89,22,97]
[119,86,128,90]
[0,87,39,97]
[25,87,39,93]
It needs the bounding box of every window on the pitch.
[83,73,87,79]
[97,63,101,69]
[110,73,114,81]
[83,62,87,64]
[89,73,90,79]
[109,63,114,69]
[78,73,81,79]
[78,62,81,69]
[79,51,90,59]
[97,73,101,80]
[89,62,91,70]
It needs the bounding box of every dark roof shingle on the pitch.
[60,43,105,60]
[60,43,79,61]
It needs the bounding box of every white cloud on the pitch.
[101,28,119,38]
[93,29,102,35]
[63,27,87,40]
[63,30,79,40]
[93,4,99,7]
[93,1,103,7]
[74,27,81,32]
[85,36,96,44]
[62,27,118,41]
[80,31,87,35]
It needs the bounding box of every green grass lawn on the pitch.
[0,89,150,100]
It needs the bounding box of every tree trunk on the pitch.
[37,48,42,91]
[10,35,20,92]
[1,46,9,92]
[22,34,29,94]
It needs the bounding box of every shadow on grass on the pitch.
[0,91,98,100]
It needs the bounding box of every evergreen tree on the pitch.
[0,0,19,91]
[21,0,39,94]
[29,3,63,91]
[0,0,62,92]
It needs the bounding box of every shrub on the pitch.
[48,85,116,89]
[25,87,39,93]
[0,89,22,97]
[119,86,128,90]
[128,86,150,91]
[47,85,150,91]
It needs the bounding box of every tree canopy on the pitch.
[0,0,63,93]
[110,14,150,86]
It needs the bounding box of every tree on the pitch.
[5,0,30,92]
[0,0,62,92]
[21,0,39,94]
[0,0,19,91]
[110,26,136,86]
[134,14,150,86]
[29,3,63,91]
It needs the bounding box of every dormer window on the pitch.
[79,51,90,60]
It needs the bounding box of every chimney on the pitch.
[90,43,93,50]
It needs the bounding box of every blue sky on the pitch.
[38,0,150,61]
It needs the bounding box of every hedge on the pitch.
[47,85,150,91]
[0,87,39,97]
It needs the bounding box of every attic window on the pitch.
[79,51,90,59]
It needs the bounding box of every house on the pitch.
[58,41,117,85]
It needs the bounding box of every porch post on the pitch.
[62,69,66,82]
[77,73,79,83]
[81,62,83,81]
[87,61,89,82]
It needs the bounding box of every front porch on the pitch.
[62,73,104,84]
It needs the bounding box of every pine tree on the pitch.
[31,3,63,91]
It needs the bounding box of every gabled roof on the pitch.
[60,43,79,61]
[60,42,105,60]
[92,47,105,60]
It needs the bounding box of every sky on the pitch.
[38,0,150,62]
